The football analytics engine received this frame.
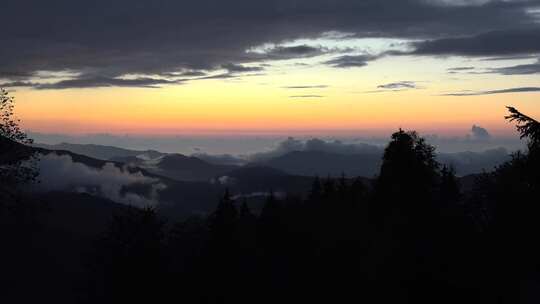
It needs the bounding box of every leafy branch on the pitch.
[505,106,540,148]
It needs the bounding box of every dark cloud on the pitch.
[447,67,475,73]
[37,77,182,90]
[377,81,417,90]
[193,63,266,81]
[3,77,181,89]
[481,55,539,61]
[283,85,328,89]
[175,70,208,77]
[197,73,236,80]
[442,87,540,96]
[1,0,538,88]
[221,63,264,73]
[198,72,265,80]
[410,29,540,57]
[0,81,38,88]
[256,45,328,60]
[324,54,380,68]
[489,58,540,75]
[471,125,491,140]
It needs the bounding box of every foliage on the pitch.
[0,89,38,195]
[84,207,166,304]
[0,89,33,144]
[505,106,540,150]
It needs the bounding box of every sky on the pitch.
[2,0,540,140]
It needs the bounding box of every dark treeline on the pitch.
[83,108,539,303]
[1,95,540,303]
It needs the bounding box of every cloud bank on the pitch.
[443,87,540,96]
[2,0,539,88]
[33,153,166,207]
[376,81,419,91]
[489,58,540,75]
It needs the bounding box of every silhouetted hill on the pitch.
[5,141,284,218]
[33,141,510,180]
[150,154,237,181]
[109,155,144,164]
[13,143,251,218]
[0,135,33,164]
[256,148,509,178]
[9,136,510,222]
[257,150,382,178]
[4,138,224,214]
[34,142,165,161]
[220,166,315,195]
[226,166,288,179]
[438,148,510,176]
[0,139,218,217]
[38,191,132,237]
[36,151,225,218]
[458,174,482,193]
[34,147,173,182]
[110,153,239,182]
[1,191,132,303]
[153,167,316,219]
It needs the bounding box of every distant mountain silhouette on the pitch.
[108,155,145,164]
[254,149,510,177]
[34,141,511,179]
[222,166,317,195]
[226,166,288,179]
[256,150,382,178]
[36,142,240,182]
[34,142,165,161]
[0,138,216,217]
[3,140,304,218]
[151,154,237,181]
[438,148,510,175]
[7,136,512,221]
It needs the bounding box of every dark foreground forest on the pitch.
[1,88,539,303]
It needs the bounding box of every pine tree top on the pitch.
[505,106,540,150]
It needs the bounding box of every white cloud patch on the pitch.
[232,191,286,200]
[210,175,237,186]
[33,153,166,207]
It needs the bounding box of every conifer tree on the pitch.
[505,106,540,151]
[86,207,166,303]
[209,189,238,244]
[440,165,460,204]
[376,129,440,212]
[308,176,322,203]
[240,198,254,220]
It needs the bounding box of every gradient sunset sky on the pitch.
[2,0,540,137]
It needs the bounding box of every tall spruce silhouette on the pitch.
[84,207,166,304]
[376,129,440,215]
[208,188,238,245]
